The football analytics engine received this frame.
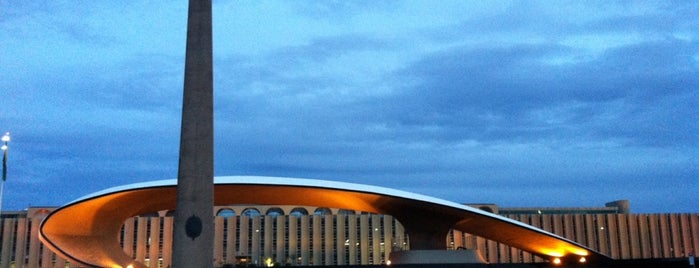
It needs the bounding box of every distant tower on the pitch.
[172,0,214,267]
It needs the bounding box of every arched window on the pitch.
[289,207,308,217]
[266,207,285,218]
[242,208,261,217]
[217,208,236,218]
[314,207,332,216]
[338,209,355,215]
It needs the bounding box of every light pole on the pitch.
[1,132,9,216]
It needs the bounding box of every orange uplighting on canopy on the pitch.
[39,176,607,267]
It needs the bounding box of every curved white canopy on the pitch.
[41,176,607,267]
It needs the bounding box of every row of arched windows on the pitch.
[215,207,358,218]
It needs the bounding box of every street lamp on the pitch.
[1,132,9,215]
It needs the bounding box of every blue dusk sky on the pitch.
[1,1,697,213]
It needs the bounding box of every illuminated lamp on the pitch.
[552,257,562,265]
[579,256,587,263]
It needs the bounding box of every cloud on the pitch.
[380,38,698,146]
[0,1,696,212]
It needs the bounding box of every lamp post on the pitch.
[1,132,9,216]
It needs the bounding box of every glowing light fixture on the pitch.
[264,257,273,267]
[579,256,587,263]
[552,257,562,265]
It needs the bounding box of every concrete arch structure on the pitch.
[39,176,608,267]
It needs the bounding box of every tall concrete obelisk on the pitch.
[172,0,214,267]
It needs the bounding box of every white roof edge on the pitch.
[67,175,561,239]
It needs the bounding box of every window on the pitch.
[290,208,309,217]
[338,209,355,215]
[314,208,332,216]
[266,207,285,218]
[217,208,236,218]
[242,208,261,217]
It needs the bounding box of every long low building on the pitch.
[0,177,697,267]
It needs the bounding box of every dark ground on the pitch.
[227,258,693,268]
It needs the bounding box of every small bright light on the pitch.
[552,258,562,265]
[126,265,134,268]
[1,145,6,151]
[386,260,391,266]
[579,257,586,263]
[1,132,9,142]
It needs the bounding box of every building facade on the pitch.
[1,202,698,267]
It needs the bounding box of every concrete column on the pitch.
[39,247,53,268]
[312,215,322,265]
[148,217,162,268]
[53,257,66,267]
[395,221,406,251]
[264,215,273,261]
[172,0,215,267]
[162,216,174,268]
[28,216,42,268]
[301,216,310,265]
[336,215,346,265]
[627,214,642,258]
[360,215,369,264]
[288,216,298,264]
[214,216,224,264]
[597,214,610,255]
[123,218,135,258]
[638,214,652,258]
[135,217,148,263]
[239,216,249,256]
[391,209,456,251]
[14,218,27,268]
[617,214,631,259]
[275,216,286,264]
[348,215,357,265]
[662,215,676,258]
[324,214,334,265]
[371,215,381,264]
[252,216,261,263]
[1,219,15,268]
[383,215,393,262]
[226,217,237,263]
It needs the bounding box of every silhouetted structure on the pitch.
[172,0,215,267]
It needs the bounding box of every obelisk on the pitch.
[172,0,214,267]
